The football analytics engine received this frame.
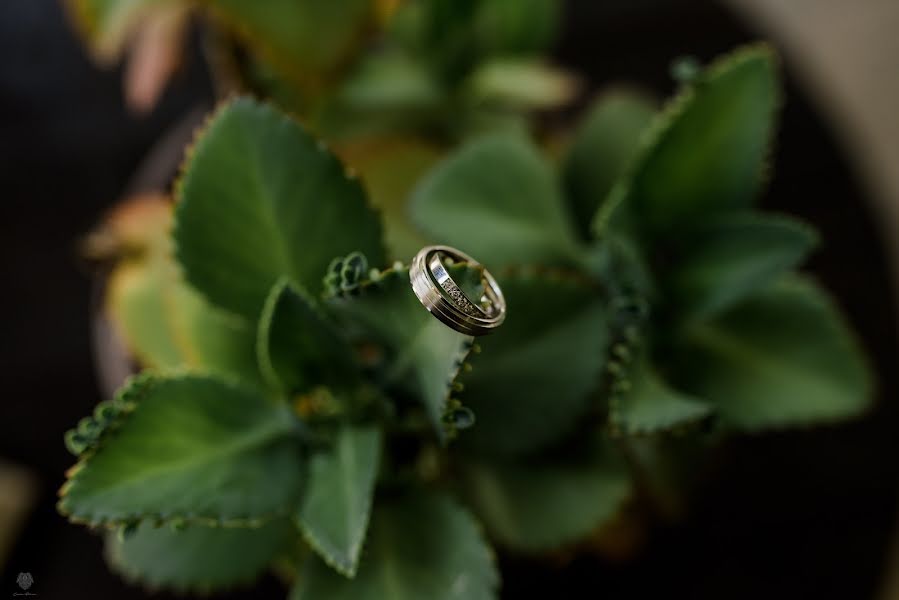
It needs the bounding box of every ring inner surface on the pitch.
[427,251,496,318]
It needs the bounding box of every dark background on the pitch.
[1,0,896,598]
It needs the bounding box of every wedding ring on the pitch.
[409,245,506,336]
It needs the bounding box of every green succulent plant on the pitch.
[65,0,574,139]
[61,45,870,597]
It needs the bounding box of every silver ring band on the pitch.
[409,245,506,336]
[428,253,493,318]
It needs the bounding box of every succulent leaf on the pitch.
[105,519,293,593]
[473,0,561,57]
[64,0,168,62]
[610,357,712,435]
[291,492,499,599]
[102,196,262,387]
[410,134,582,268]
[58,374,305,527]
[464,59,579,111]
[563,89,656,239]
[672,276,872,430]
[457,271,609,457]
[205,0,375,83]
[597,45,779,235]
[664,212,818,320]
[337,138,443,260]
[175,97,386,318]
[325,265,473,441]
[461,438,632,551]
[258,278,360,394]
[297,425,382,577]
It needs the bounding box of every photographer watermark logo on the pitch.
[13,572,36,597]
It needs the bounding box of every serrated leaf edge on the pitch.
[325,264,477,442]
[172,97,389,317]
[455,267,610,454]
[103,523,289,595]
[295,428,382,579]
[593,42,781,238]
[58,370,300,529]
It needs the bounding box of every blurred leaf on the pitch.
[104,196,262,387]
[258,278,359,394]
[390,0,558,79]
[612,358,712,435]
[315,52,445,139]
[335,52,442,113]
[185,295,266,387]
[597,45,779,235]
[65,0,173,63]
[123,3,189,114]
[291,492,498,599]
[105,519,292,592]
[673,276,872,430]
[455,109,531,141]
[102,197,182,368]
[410,134,581,269]
[666,213,818,320]
[338,138,444,260]
[297,426,381,577]
[464,59,579,111]
[238,51,308,114]
[583,232,656,301]
[325,266,473,441]
[388,0,480,82]
[59,374,304,526]
[462,439,632,551]
[474,0,560,56]
[206,0,374,83]
[458,272,609,457]
[563,90,656,239]
[175,98,386,318]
